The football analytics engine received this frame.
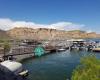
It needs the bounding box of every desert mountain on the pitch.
[7,27,100,40]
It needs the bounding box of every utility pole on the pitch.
[3,47,6,61]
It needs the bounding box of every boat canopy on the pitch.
[0,60,23,75]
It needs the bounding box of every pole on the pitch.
[3,47,6,61]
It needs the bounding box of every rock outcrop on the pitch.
[7,27,100,40]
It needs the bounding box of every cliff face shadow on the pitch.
[0,64,29,80]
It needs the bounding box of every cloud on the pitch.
[0,18,85,31]
[86,30,93,33]
[0,18,13,30]
[49,22,85,31]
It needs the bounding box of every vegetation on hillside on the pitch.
[3,41,11,53]
[0,39,11,54]
[71,55,100,80]
[68,30,86,33]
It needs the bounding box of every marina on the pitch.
[0,39,100,61]
[0,0,100,80]
[0,39,100,80]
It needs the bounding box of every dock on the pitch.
[0,39,100,61]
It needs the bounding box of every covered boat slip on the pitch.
[68,39,100,52]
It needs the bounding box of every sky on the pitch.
[0,0,100,33]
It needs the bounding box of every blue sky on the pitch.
[0,0,100,33]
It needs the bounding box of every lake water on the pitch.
[22,50,100,80]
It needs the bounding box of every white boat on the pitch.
[92,47,100,52]
[58,48,66,51]
[0,60,28,78]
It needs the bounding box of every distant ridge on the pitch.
[6,27,100,40]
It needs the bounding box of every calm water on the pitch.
[22,50,100,80]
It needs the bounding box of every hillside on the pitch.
[0,29,10,39]
[7,27,100,40]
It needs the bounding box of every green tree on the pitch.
[71,55,100,80]
[3,41,11,54]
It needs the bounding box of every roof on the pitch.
[67,39,85,42]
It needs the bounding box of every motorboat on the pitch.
[57,48,66,52]
[92,47,100,52]
[0,60,28,80]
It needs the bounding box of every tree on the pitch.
[3,41,11,54]
[71,55,100,80]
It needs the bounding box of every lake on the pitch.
[22,50,100,80]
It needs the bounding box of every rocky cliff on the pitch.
[7,27,100,40]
